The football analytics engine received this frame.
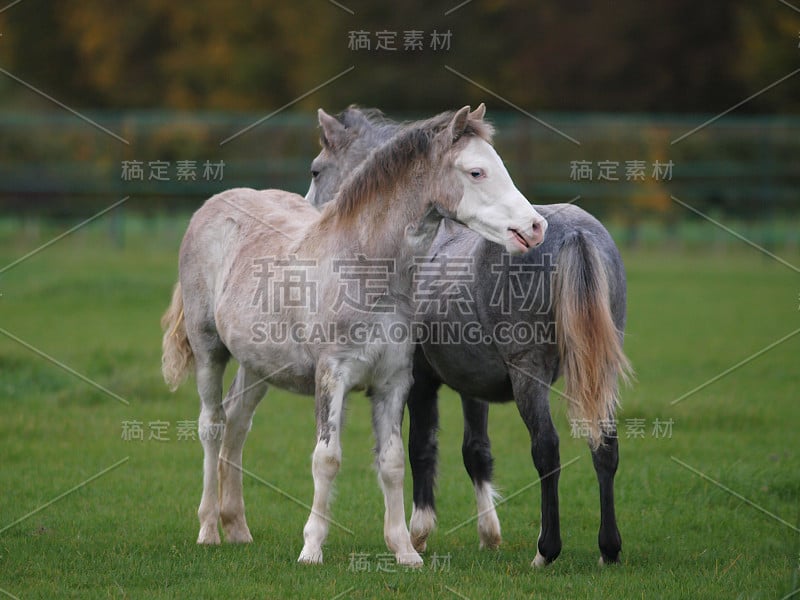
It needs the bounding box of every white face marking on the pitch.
[304,179,316,205]
[453,137,547,254]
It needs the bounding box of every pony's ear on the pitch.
[342,105,369,129]
[448,105,471,142]
[469,103,486,121]
[318,108,347,150]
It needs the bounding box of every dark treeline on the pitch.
[0,1,798,113]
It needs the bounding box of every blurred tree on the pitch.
[734,3,800,111]
[0,1,94,105]
[451,0,748,112]
[0,0,797,113]
[55,0,348,109]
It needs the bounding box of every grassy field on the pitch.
[1,220,798,599]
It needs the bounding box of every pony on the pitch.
[305,106,632,566]
[161,105,547,566]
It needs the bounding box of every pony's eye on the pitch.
[469,169,485,180]
[311,170,320,179]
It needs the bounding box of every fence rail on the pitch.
[0,110,797,219]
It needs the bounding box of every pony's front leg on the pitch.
[373,372,423,567]
[298,368,346,565]
[407,357,442,553]
[460,395,502,550]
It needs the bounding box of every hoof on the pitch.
[197,525,221,545]
[222,520,253,544]
[409,506,436,553]
[298,548,323,564]
[599,552,620,566]
[224,529,253,544]
[397,551,423,567]
[532,551,549,568]
[475,484,502,551]
[478,529,502,550]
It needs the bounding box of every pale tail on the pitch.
[161,282,194,391]
[554,232,633,449]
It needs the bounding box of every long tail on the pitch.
[554,231,633,450]
[161,282,194,391]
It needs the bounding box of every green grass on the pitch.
[1,222,799,599]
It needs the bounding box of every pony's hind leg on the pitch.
[298,364,347,565]
[218,366,269,543]
[591,430,622,564]
[195,352,229,545]
[509,368,562,567]
[460,396,501,550]
[407,360,442,553]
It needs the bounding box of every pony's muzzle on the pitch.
[509,218,546,251]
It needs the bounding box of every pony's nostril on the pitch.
[530,220,546,245]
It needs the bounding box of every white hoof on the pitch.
[478,515,502,550]
[532,551,548,568]
[224,526,253,544]
[409,506,436,553]
[221,513,253,543]
[474,483,502,550]
[197,524,221,545]
[297,547,323,564]
[397,551,423,567]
